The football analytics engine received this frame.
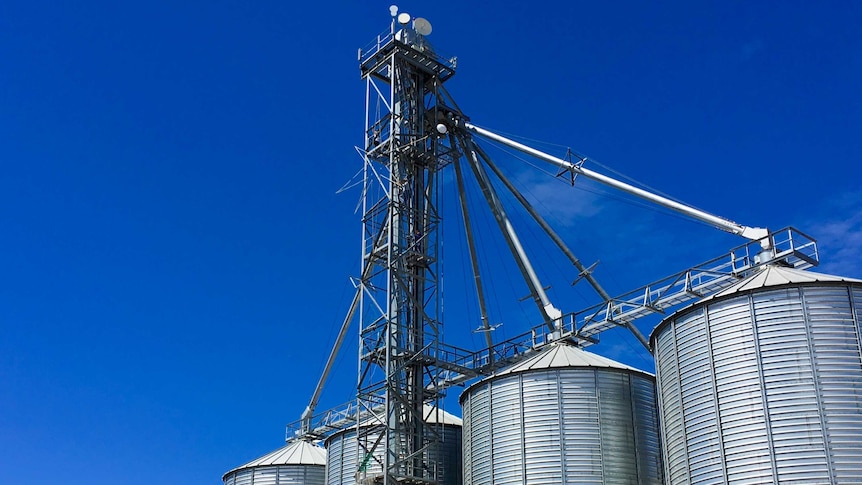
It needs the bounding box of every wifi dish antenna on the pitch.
[389,5,398,17]
[414,17,432,36]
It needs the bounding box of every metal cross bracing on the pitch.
[353,18,458,485]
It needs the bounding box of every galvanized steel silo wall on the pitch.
[224,465,325,485]
[460,347,663,485]
[324,422,462,485]
[652,277,862,484]
[222,440,327,485]
[324,427,362,485]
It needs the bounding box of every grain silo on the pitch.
[459,342,664,484]
[323,405,462,485]
[651,264,862,484]
[223,438,326,485]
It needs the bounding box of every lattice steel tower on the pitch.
[355,8,458,485]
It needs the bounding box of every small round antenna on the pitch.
[389,5,398,17]
[397,12,411,25]
[414,18,432,36]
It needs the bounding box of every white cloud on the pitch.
[514,170,606,224]
[803,190,862,278]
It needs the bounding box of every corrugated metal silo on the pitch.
[651,265,862,484]
[223,438,326,485]
[459,342,664,484]
[323,406,463,485]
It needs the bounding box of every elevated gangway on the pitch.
[288,226,817,441]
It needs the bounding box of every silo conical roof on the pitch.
[421,404,462,426]
[650,265,862,343]
[223,439,326,479]
[492,341,647,377]
[709,264,862,300]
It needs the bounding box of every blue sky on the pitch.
[1,1,860,483]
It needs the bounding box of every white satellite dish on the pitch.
[397,12,411,25]
[414,17,432,36]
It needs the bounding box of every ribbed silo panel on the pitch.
[234,469,253,485]
[470,383,492,485]
[490,376,523,484]
[436,425,463,485]
[253,467,277,485]
[328,430,364,485]
[329,425,461,485]
[598,371,638,484]
[337,435,349,484]
[631,375,663,484]
[674,309,723,485]
[224,473,236,485]
[522,373,562,484]
[709,298,773,484]
[655,325,688,484]
[559,370,602,484]
[752,288,831,483]
[462,344,660,484]
[846,286,862,483]
[278,466,325,485]
[806,286,862,482]
[653,275,862,485]
[308,466,327,485]
[461,393,473,485]
[324,433,343,485]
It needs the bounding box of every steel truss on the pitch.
[354,22,458,485]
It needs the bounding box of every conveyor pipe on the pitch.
[460,122,769,243]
